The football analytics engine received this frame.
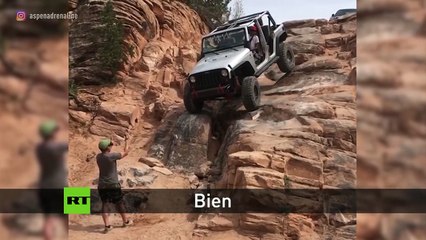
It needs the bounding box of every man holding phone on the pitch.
[96,136,133,233]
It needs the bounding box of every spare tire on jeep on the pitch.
[184,83,204,114]
[277,42,295,73]
[241,76,261,111]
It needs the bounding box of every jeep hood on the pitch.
[190,47,251,75]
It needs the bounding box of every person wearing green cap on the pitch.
[36,120,68,240]
[96,136,132,233]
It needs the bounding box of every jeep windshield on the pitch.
[202,28,246,54]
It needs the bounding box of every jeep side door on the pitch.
[255,14,277,72]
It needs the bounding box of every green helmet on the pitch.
[98,139,112,151]
[39,120,58,138]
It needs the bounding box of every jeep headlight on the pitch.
[221,69,228,77]
[189,76,196,83]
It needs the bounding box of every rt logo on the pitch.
[64,187,91,214]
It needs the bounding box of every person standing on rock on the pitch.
[36,120,68,240]
[96,137,133,233]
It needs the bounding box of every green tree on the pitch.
[98,0,134,82]
[184,0,231,29]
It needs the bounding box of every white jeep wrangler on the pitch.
[184,11,295,113]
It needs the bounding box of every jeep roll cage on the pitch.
[201,11,280,57]
[211,11,276,33]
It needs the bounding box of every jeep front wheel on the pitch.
[241,76,261,111]
[277,42,295,73]
[184,83,203,114]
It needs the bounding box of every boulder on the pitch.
[337,52,352,60]
[293,101,335,119]
[89,118,128,142]
[228,151,271,169]
[130,166,151,177]
[156,68,174,87]
[234,167,285,189]
[315,19,328,27]
[341,35,356,57]
[240,214,283,233]
[325,33,356,49]
[152,166,173,175]
[141,41,172,71]
[97,101,140,128]
[284,214,321,240]
[294,57,343,72]
[285,154,323,181]
[321,24,342,34]
[283,19,316,29]
[295,53,314,65]
[341,18,357,33]
[69,110,92,125]
[357,61,401,87]
[134,175,157,186]
[196,215,234,231]
[288,42,325,55]
[289,27,320,36]
[287,34,324,46]
[187,174,199,189]
[195,162,211,178]
[139,156,164,167]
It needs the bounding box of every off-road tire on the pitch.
[241,76,261,111]
[184,83,203,114]
[277,42,295,73]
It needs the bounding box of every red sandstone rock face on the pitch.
[69,0,209,143]
[70,0,208,85]
[189,15,357,239]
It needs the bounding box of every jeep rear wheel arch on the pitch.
[278,32,288,42]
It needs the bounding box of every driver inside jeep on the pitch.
[248,25,264,64]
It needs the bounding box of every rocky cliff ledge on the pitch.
[188,15,357,239]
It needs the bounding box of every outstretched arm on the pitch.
[121,135,130,158]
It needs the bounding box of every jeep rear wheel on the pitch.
[277,42,295,73]
[184,83,203,114]
[241,76,261,111]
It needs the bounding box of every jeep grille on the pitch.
[193,70,226,90]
